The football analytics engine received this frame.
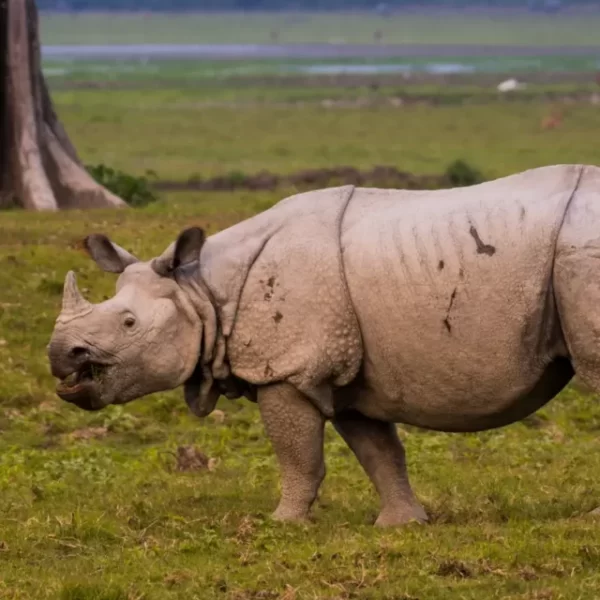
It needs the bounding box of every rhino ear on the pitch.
[152,227,206,277]
[84,234,139,274]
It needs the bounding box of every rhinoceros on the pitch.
[48,164,600,526]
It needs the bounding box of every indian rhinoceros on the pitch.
[48,163,600,526]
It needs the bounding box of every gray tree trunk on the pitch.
[0,0,125,210]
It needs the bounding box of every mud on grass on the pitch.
[2,195,600,599]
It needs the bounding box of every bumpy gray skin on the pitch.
[48,164,600,526]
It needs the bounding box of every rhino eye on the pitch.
[124,316,136,328]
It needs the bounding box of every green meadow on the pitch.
[2,12,600,599]
[51,88,600,180]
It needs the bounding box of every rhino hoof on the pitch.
[271,507,312,524]
[374,507,429,528]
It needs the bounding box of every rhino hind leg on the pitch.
[555,252,600,393]
[258,383,326,523]
[553,167,600,393]
[333,411,428,527]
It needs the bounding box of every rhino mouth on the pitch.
[56,362,107,409]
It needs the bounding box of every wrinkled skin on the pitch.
[48,164,600,527]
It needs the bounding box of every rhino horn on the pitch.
[61,271,92,315]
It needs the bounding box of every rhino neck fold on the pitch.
[174,211,284,417]
[175,264,223,376]
[177,256,262,417]
[195,212,284,338]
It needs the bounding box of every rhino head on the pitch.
[47,228,209,412]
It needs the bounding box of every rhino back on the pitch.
[341,164,582,429]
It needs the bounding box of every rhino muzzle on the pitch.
[48,272,110,411]
[48,340,108,410]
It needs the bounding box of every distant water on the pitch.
[41,43,600,78]
[39,44,483,76]
[41,43,600,61]
[42,44,288,60]
[299,63,476,75]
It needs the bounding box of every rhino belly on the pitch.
[340,175,578,431]
[342,356,573,432]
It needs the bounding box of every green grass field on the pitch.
[51,88,600,180]
[3,37,600,598]
[39,10,600,46]
[3,188,600,599]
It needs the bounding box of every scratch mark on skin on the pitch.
[273,311,283,324]
[264,363,275,378]
[447,288,457,313]
[412,224,430,275]
[520,206,526,222]
[469,225,496,257]
[443,287,458,334]
[459,268,464,280]
[264,276,277,301]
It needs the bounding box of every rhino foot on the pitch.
[271,505,313,524]
[374,504,429,528]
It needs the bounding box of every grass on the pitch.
[3,197,600,599]
[3,78,600,597]
[39,10,600,47]
[50,87,600,181]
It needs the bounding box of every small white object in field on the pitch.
[497,78,527,92]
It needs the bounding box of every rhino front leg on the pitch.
[333,411,428,527]
[258,383,326,523]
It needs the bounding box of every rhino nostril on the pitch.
[69,346,89,359]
